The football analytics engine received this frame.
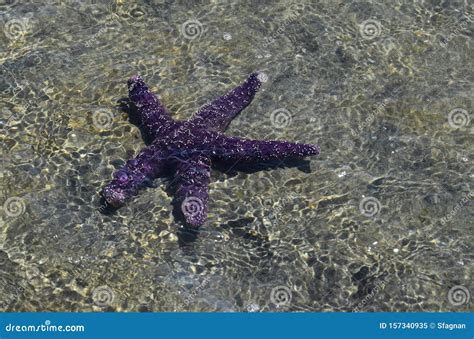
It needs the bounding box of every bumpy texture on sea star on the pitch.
[100,72,320,227]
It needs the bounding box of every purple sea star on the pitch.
[100,72,320,227]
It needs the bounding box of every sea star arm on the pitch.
[100,144,167,207]
[127,75,174,139]
[188,72,262,132]
[173,154,211,227]
[206,134,320,162]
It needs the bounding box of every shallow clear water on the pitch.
[0,1,472,312]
